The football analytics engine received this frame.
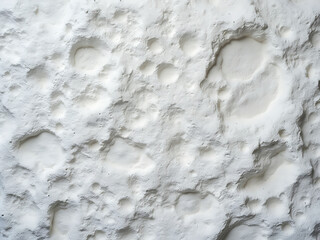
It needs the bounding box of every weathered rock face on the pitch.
[0,0,320,239]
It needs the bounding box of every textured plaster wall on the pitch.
[1,0,320,239]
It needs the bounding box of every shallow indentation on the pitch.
[20,206,41,230]
[17,132,66,171]
[118,198,135,214]
[199,148,217,162]
[73,47,103,73]
[219,38,266,81]
[311,31,320,49]
[225,225,265,240]
[91,183,101,195]
[118,227,136,240]
[51,102,66,119]
[305,64,317,79]
[157,64,179,85]
[113,10,128,23]
[295,212,306,225]
[55,123,64,134]
[279,26,294,39]
[278,129,289,139]
[75,87,111,115]
[179,34,201,57]
[281,222,294,235]
[88,140,100,151]
[9,84,21,97]
[27,66,50,92]
[265,197,287,217]
[92,230,107,240]
[50,205,79,239]
[147,38,163,54]
[106,138,140,168]
[246,199,262,213]
[175,192,201,216]
[242,152,299,197]
[104,138,154,174]
[227,65,280,118]
[140,60,156,76]
[218,87,231,100]
[70,38,107,74]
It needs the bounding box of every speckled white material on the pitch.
[1,0,320,239]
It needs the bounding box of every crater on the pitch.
[70,38,107,74]
[17,132,66,172]
[51,102,66,119]
[104,138,155,174]
[179,34,201,57]
[50,205,80,239]
[218,37,266,81]
[241,152,299,198]
[140,60,156,76]
[225,65,280,118]
[157,64,179,85]
[311,31,320,49]
[147,38,163,54]
[175,192,201,216]
[74,87,111,115]
[27,66,50,92]
[265,197,287,217]
[225,225,266,240]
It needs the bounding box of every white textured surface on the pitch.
[1,0,320,239]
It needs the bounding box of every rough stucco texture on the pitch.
[1,0,320,239]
